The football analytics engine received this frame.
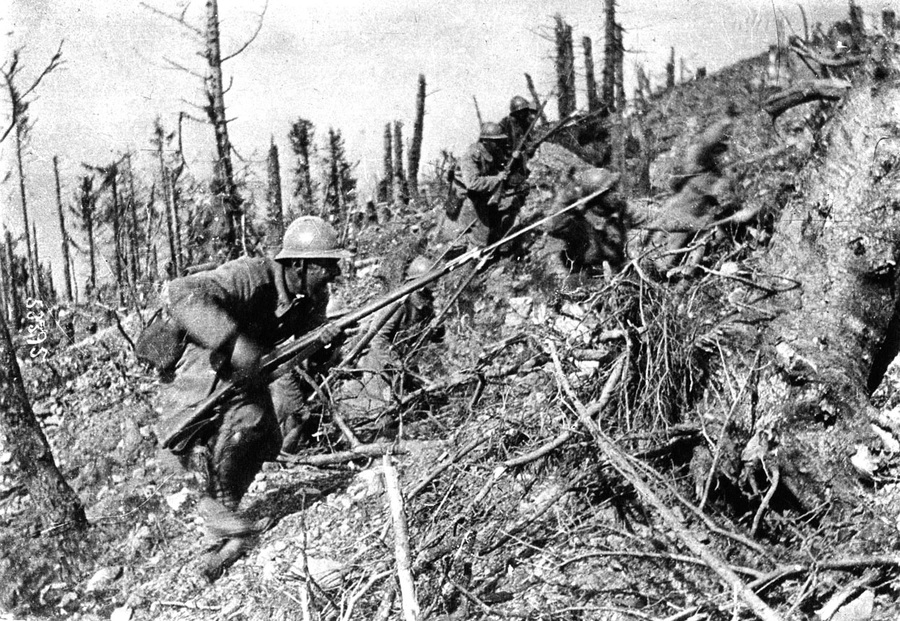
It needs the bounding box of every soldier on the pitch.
[499,94,539,182]
[155,215,348,580]
[332,255,438,436]
[643,116,736,274]
[542,167,625,281]
[452,121,530,249]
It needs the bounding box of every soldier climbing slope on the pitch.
[449,122,530,250]
[499,94,540,183]
[332,255,439,437]
[153,216,348,581]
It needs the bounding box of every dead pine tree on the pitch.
[382,122,394,204]
[407,73,426,203]
[73,175,98,298]
[554,14,576,118]
[0,309,86,531]
[3,230,22,327]
[151,118,183,275]
[602,0,616,108]
[53,156,74,302]
[666,47,676,89]
[393,120,409,208]
[123,154,142,291]
[143,0,267,259]
[288,117,317,216]
[1,42,64,297]
[265,137,285,249]
[583,36,601,112]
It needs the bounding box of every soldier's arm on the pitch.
[166,275,240,353]
[459,148,504,193]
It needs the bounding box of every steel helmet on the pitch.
[479,122,507,141]
[276,216,351,261]
[510,95,537,114]
[405,255,432,281]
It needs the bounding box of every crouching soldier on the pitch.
[540,167,625,281]
[332,256,438,437]
[153,216,348,580]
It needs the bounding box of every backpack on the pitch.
[134,308,188,373]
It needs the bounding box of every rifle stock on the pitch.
[162,180,617,452]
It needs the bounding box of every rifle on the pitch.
[488,96,552,207]
[161,178,618,453]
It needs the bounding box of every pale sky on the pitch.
[0,0,892,291]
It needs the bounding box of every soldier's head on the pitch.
[276,216,350,299]
[479,122,508,157]
[509,95,537,125]
[404,255,435,318]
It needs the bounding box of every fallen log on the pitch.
[764,78,851,119]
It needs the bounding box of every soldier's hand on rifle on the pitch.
[228,334,264,383]
[317,322,343,349]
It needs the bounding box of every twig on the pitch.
[278,442,403,466]
[406,433,491,500]
[158,600,221,611]
[748,556,900,593]
[340,569,393,621]
[700,352,761,511]
[815,569,879,621]
[546,342,783,621]
[751,462,779,537]
[383,455,420,621]
[445,575,496,617]
[558,549,763,579]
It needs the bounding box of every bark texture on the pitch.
[730,71,900,509]
[0,310,85,529]
[583,36,600,113]
[265,138,284,247]
[554,14,576,119]
[407,74,426,202]
[54,156,74,302]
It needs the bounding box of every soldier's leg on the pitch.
[270,369,316,454]
[200,385,281,581]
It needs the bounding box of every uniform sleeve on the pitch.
[460,145,503,194]
[165,271,240,353]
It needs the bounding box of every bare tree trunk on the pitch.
[0,239,8,325]
[583,36,600,112]
[79,176,97,298]
[53,156,73,302]
[393,120,408,207]
[205,0,242,258]
[109,167,124,306]
[602,0,616,109]
[711,83,900,513]
[849,1,864,40]
[154,129,179,276]
[3,230,21,327]
[614,24,625,113]
[554,14,576,118]
[13,123,37,297]
[631,117,652,196]
[524,73,549,124]
[266,137,285,247]
[407,74,426,202]
[125,154,141,286]
[383,122,394,204]
[666,47,676,89]
[0,309,85,529]
[31,223,40,299]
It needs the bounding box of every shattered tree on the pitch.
[0,311,85,530]
[705,60,900,513]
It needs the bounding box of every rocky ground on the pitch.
[5,31,900,621]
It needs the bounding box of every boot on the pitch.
[200,536,246,582]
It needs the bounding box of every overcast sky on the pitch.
[0,0,892,290]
